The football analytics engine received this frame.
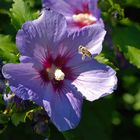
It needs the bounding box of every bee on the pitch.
[78,45,92,60]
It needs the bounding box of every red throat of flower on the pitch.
[39,56,75,92]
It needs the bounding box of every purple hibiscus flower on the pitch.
[42,0,103,30]
[2,10,117,131]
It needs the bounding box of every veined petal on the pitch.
[42,0,74,16]
[71,60,117,101]
[88,0,100,19]
[62,0,84,10]
[42,0,102,30]
[64,0,100,18]
[16,10,67,61]
[60,25,106,67]
[43,81,83,131]
[42,0,100,18]
[86,25,106,54]
[70,25,106,55]
[2,63,43,104]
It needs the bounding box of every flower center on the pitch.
[72,13,97,27]
[54,69,65,81]
[45,64,65,81]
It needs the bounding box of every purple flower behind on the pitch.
[42,0,103,31]
[2,10,117,131]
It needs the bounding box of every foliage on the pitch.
[10,0,39,30]
[112,20,140,68]
[0,35,18,62]
[0,0,140,140]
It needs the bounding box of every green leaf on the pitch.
[0,114,9,124]
[95,53,119,71]
[10,0,38,30]
[126,46,140,67]
[0,94,5,106]
[11,109,33,126]
[0,35,18,62]
[112,22,140,68]
[122,0,140,8]
[99,0,124,21]
[11,112,27,126]
[133,114,140,127]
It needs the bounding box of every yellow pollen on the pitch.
[54,69,65,81]
[72,13,97,25]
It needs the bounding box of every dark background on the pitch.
[0,0,140,140]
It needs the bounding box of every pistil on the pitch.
[72,13,97,26]
[54,69,65,81]
[45,65,65,81]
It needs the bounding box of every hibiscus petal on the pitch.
[16,10,67,61]
[63,0,100,18]
[42,0,74,16]
[43,81,83,131]
[2,63,43,105]
[42,0,102,31]
[71,60,117,101]
[88,0,100,19]
[86,25,106,54]
[70,24,105,55]
[60,25,106,67]
[62,0,84,11]
[42,0,100,18]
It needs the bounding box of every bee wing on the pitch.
[82,54,86,60]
